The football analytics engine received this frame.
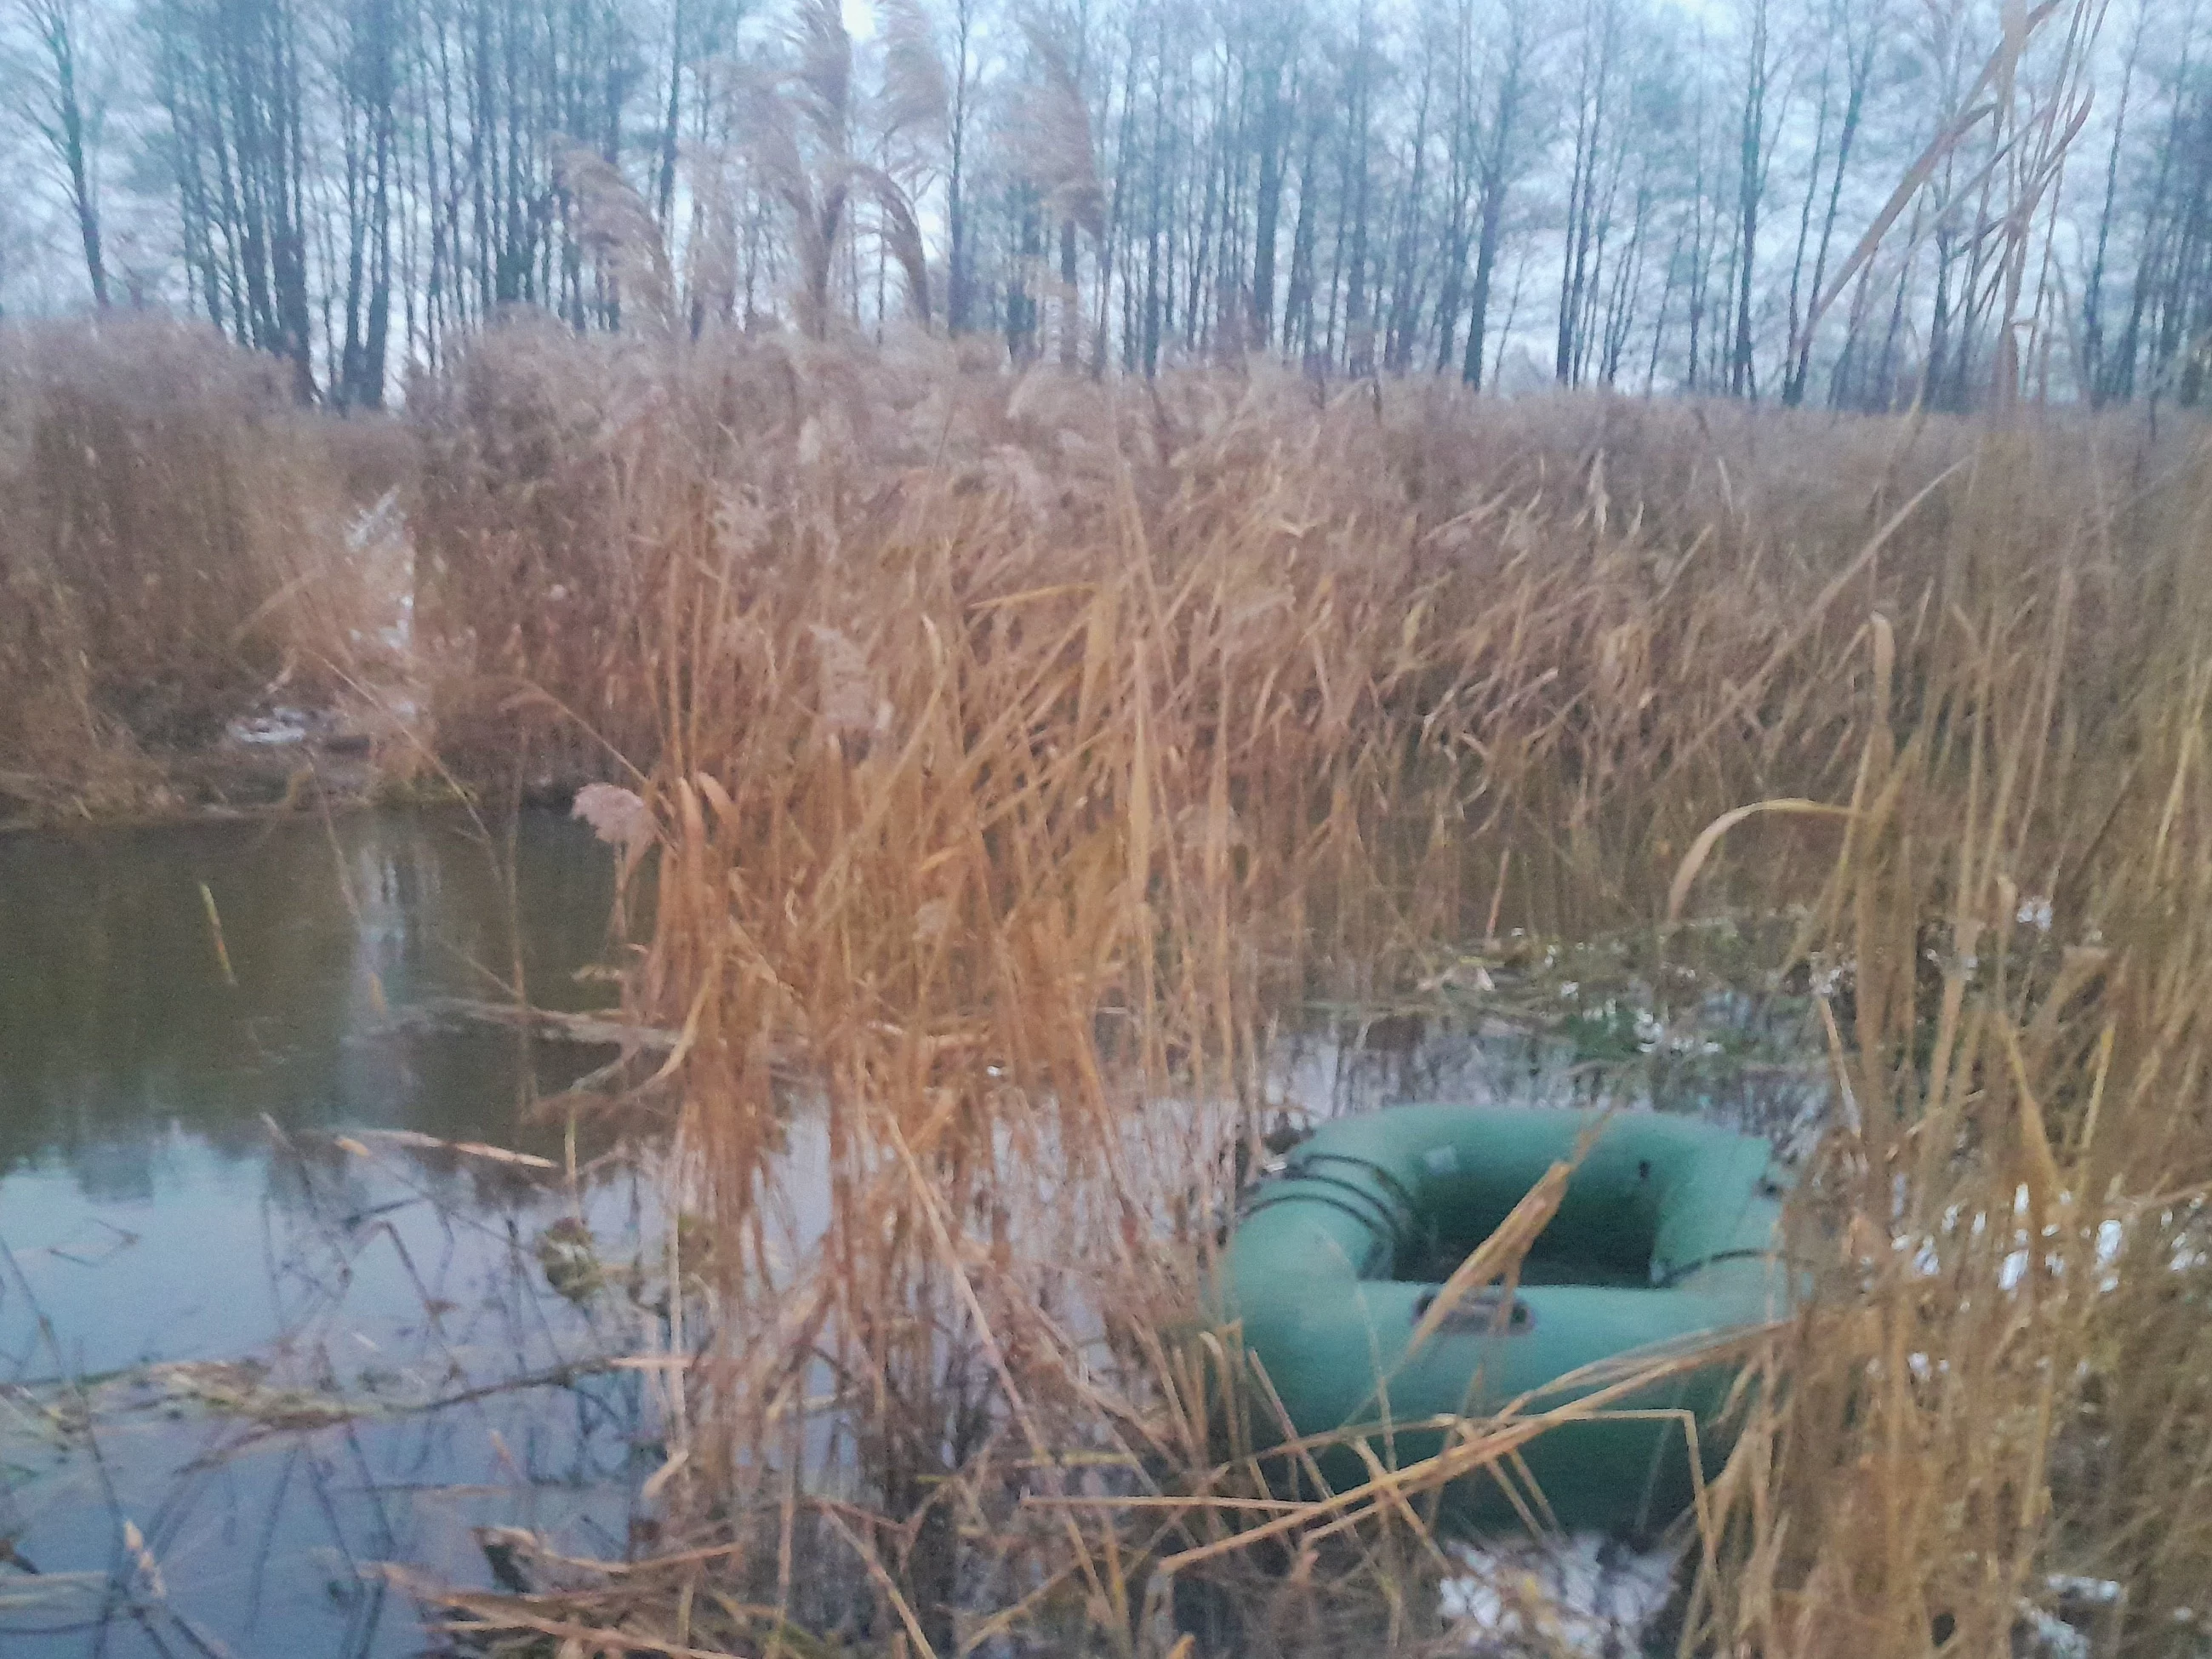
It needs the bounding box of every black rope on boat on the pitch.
[1238,1189,1411,1260]
[1280,1150,1422,1222]
[1651,1247,1777,1288]
[1255,1170,1410,1249]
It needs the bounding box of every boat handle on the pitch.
[1409,1286,1536,1336]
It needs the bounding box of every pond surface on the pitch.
[0,809,1833,1658]
[0,811,655,1658]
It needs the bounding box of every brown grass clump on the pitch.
[321,406,419,511]
[0,317,374,817]
[402,337,2212,1658]
[410,320,750,787]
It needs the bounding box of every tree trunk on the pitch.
[27,0,111,307]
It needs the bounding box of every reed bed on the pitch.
[0,318,379,818]
[408,338,2212,1656]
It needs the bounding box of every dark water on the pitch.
[0,811,1831,1657]
[0,811,656,1658]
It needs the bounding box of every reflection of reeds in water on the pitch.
[0,1127,660,1657]
[0,810,623,1179]
[412,343,2212,1656]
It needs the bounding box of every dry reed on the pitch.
[0,317,378,818]
[402,334,2212,1657]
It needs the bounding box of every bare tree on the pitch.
[0,0,2160,408]
[148,0,321,396]
[1728,0,1778,396]
[2081,0,2150,402]
[1246,0,1297,349]
[1556,0,1622,384]
[1462,0,1531,386]
[1782,0,1882,404]
[1013,13,1101,363]
[20,0,109,306]
[334,0,398,402]
[942,0,980,332]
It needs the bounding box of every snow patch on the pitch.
[228,708,311,746]
[1439,1534,1677,1654]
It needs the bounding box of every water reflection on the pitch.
[0,811,649,1659]
[0,810,620,1183]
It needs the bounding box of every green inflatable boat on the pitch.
[1217,1103,1793,1536]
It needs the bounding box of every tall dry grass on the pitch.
[407,334,2212,1656]
[411,320,733,784]
[0,318,376,816]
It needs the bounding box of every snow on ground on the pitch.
[1439,1534,1679,1655]
[1435,1541,2136,1659]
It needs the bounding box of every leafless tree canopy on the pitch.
[3,0,2210,410]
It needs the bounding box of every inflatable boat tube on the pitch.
[1217,1103,1793,1536]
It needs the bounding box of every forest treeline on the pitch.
[5,0,2212,411]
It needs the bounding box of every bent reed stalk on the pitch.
[410,329,2212,1656]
